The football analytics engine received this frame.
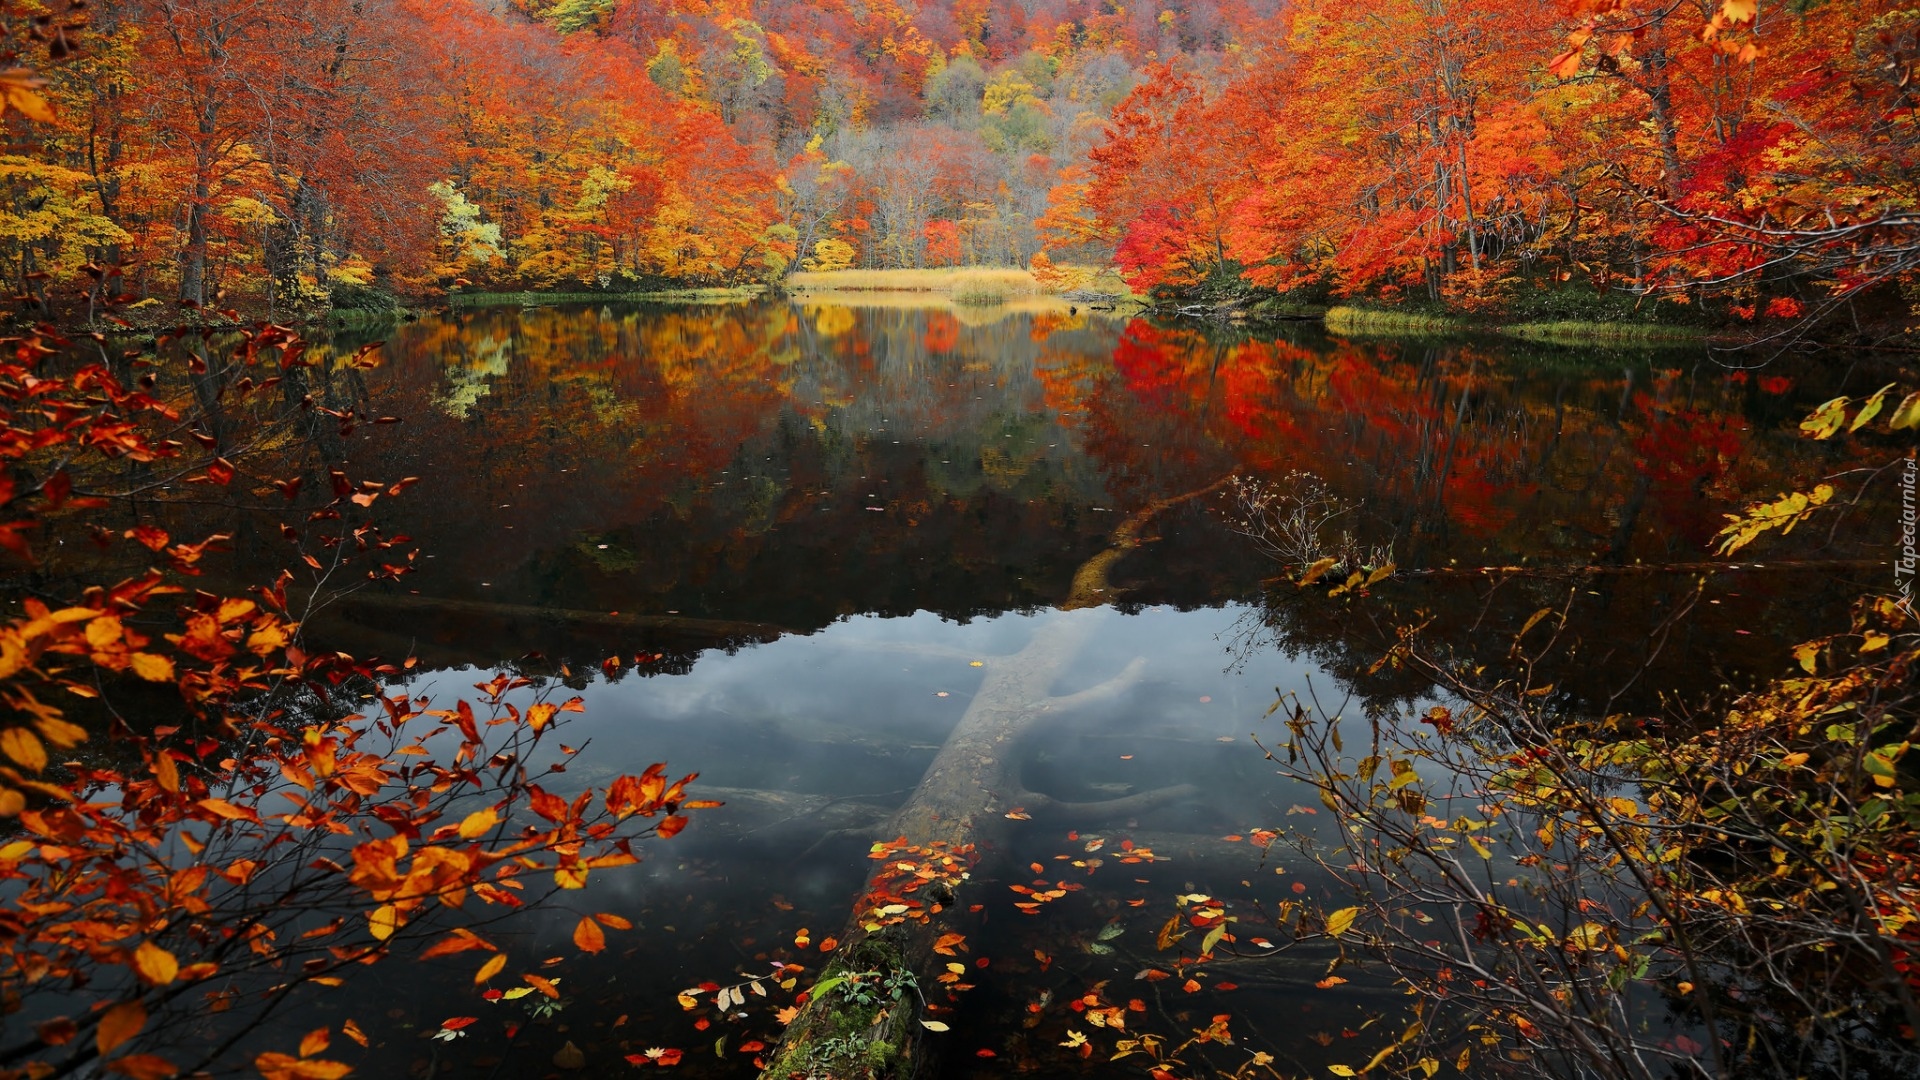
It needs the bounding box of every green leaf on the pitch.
[1201,924,1227,956]
[1852,383,1898,432]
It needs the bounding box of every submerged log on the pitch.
[757,478,1229,1080]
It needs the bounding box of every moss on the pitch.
[760,932,920,1080]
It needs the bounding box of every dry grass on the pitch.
[786,266,1050,299]
[1324,306,1464,335]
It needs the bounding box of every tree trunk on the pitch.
[755,478,1228,1080]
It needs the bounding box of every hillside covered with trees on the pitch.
[1,0,1915,333]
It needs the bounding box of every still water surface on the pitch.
[72,299,1896,1076]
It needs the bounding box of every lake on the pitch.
[23,298,1894,1078]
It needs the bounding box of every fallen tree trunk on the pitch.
[757,478,1229,1080]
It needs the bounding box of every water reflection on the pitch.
[22,298,1895,1077]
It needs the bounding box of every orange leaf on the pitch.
[299,1028,330,1058]
[105,1054,178,1080]
[1548,49,1581,79]
[818,936,839,952]
[152,753,180,794]
[594,913,633,930]
[97,1000,146,1056]
[474,953,507,984]
[421,931,496,959]
[574,917,606,954]
[933,933,966,955]
[341,1020,368,1048]
[196,799,260,823]
[524,974,560,999]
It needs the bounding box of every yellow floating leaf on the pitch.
[473,952,507,984]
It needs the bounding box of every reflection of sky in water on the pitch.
[331,604,1376,1079]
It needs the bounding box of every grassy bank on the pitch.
[1497,320,1707,345]
[1324,305,1464,334]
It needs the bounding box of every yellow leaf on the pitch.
[133,942,178,986]
[1721,0,1756,23]
[97,1000,146,1056]
[474,952,507,984]
[1,727,47,772]
[1799,397,1849,439]
[1793,641,1821,674]
[1328,1066,1356,1077]
[554,864,588,889]
[527,703,558,732]
[1889,391,1920,430]
[920,1020,950,1032]
[1325,907,1360,938]
[457,808,498,840]
[129,653,175,682]
[1,78,54,123]
[368,905,400,942]
[1297,557,1339,588]
[502,986,534,1000]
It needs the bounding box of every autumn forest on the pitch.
[0,0,1909,331]
[4,3,1920,1080]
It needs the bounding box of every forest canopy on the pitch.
[1,0,1915,325]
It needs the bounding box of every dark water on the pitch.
[23,299,1899,1077]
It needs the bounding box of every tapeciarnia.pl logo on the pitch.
[1900,452,1918,618]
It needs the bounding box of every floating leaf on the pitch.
[473,953,507,983]
[574,917,606,954]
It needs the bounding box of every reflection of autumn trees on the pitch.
[1061,318,1861,571]
[80,303,1876,694]
[287,302,1185,657]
